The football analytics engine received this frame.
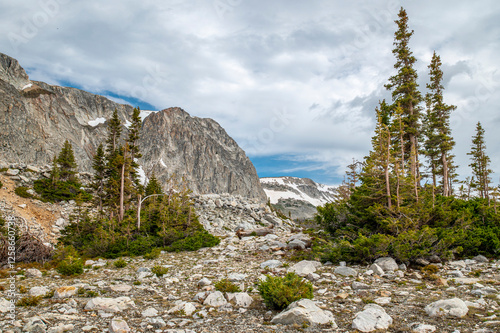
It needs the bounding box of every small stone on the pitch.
[6,169,20,176]
[226,292,253,308]
[271,299,337,327]
[85,297,135,313]
[228,273,247,282]
[369,263,384,276]
[334,266,358,277]
[473,255,489,263]
[53,286,77,299]
[47,324,74,333]
[425,298,468,318]
[29,286,50,297]
[18,204,27,209]
[25,268,43,278]
[142,307,158,317]
[0,297,14,313]
[410,323,437,333]
[197,277,212,287]
[415,258,430,266]
[109,284,132,293]
[352,281,370,290]
[110,318,130,333]
[260,259,282,269]
[167,301,197,316]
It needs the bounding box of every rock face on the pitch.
[139,108,266,201]
[0,52,266,202]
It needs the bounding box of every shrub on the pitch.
[421,264,439,275]
[113,258,127,268]
[214,278,241,293]
[0,180,3,188]
[14,186,34,199]
[257,272,313,310]
[33,179,91,203]
[144,248,161,260]
[166,230,220,252]
[151,265,169,277]
[53,245,83,276]
[16,296,42,307]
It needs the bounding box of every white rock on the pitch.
[197,277,212,287]
[374,257,398,272]
[271,299,337,327]
[228,273,248,282]
[424,298,468,318]
[352,304,393,332]
[410,323,437,333]
[29,286,50,297]
[288,260,322,276]
[352,281,370,290]
[85,297,135,313]
[168,300,197,316]
[369,263,384,275]
[23,317,46,332]
[374,297,391,305]
[226,292,253,308]
[110,318,130,333]
[334,266,358,277]
[109,284,132,293]
[47,324,74,333]
[260,259,282,269]
[203,291,228,307]
[142,307,158,317]
[0,297,14,313]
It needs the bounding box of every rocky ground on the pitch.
[1,168,500,332]
[0,229,499,333]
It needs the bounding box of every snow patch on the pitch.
[139,110,157,122]
[124,119,132,128]
[137,165,147,185]
[22,83,33,90]
[160,158,167,168]
[88,117,106,127]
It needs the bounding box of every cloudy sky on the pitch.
[1,0,499,185]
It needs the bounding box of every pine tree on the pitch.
[423,52,457,197]
[145,172,163,197]
[468,122,492,200]
[106,109,122,155]
[385,7,423,201]
[57,140,78,182]
[50,155,60,186]
[92,143,106,214]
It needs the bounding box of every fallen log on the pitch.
[236,226,274,239]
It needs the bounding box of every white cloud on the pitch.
[1,0,499,184]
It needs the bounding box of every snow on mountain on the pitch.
[260,176,337,220]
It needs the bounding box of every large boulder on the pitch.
[288,260,322,276]
[85,297,135,313]
[352,304,393,332]
[374,257,398,272]
[424,298,468,318]
[271,299,337,327]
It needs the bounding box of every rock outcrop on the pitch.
[0,52,266,201]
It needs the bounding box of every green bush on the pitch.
[53,245,83,276]
[166,230,220,252]
[33,179,91,203]
[14,186,34,199]
[214,278,241,293]
[144,248,161,260]
[151,265,169,277]
[16,296,42,307]
[257,272,313,310]
[113,258,127,268]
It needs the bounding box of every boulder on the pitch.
[29,286,50,297]
[141,307,158,317]
[424,298,468,318]
[168,300,197,316]
[352,304,393,332]
[226,292,253,308]
[271,299,337,327]
[85,297,135,313]
[203,291,228,307]
[26,268,43,278]
[374,257,398,272]
[288,260,322,276]
[369,263,384,276]
[53,286,77,299]
[260,260,282,269]
[334,266,358,277]
[110,318,130,333]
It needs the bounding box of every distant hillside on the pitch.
[260,177,337,220]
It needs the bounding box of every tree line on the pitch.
[316,8,499,264]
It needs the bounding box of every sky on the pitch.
[0,0,499,186]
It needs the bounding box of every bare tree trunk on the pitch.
[385,130,392,210]
[119,161,125,223]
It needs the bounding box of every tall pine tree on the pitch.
[385,7,423,201]
[423,51,457,197]
[468,122,492,200]
[57,140,78,182]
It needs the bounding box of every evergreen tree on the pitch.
[91,143,106,214]
[385,7,423,201]
[423,52,457,197]
[50,155,60,186]
[57,140,78,182]
[106,109,122,155]
[145,172,163,197]
[468,122,492,200]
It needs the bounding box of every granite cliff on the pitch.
[0,52,266,201]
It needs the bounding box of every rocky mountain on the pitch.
[260,176,337,220]
[0,52,266,201]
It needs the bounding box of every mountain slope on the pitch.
[0,52,266,201]
[260,177,337,220]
